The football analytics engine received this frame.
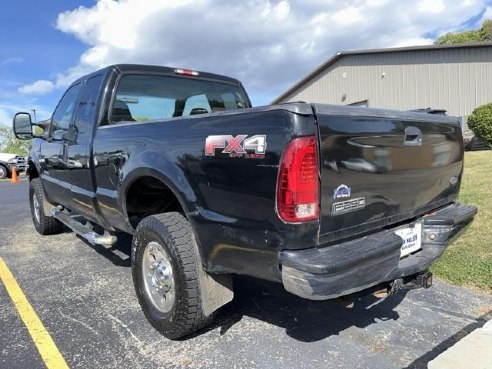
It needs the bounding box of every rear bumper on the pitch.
[280,203,477,300]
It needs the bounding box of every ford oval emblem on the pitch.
[333,184,351,200]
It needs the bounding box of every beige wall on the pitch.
[282,47,492,120]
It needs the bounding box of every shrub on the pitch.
[467,103,492,147]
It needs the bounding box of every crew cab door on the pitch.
[67,73,104,223]
[39,83,81,206]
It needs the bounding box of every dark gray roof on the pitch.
[272,42,492,104]
[71,64,242,86]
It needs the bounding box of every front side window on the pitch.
[111,74,249,124]
[52,83,82,132]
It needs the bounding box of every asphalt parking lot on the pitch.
[1,180,491,369]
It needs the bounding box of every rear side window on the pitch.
[111,74,249,124]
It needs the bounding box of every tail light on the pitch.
[277,136,319,222]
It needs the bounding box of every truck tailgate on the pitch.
[312,104,464,243]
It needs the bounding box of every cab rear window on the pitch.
[111,74,249,124]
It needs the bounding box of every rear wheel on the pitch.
[29,178,63,235]
[132,212,214,339]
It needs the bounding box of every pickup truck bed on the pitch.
[13,64,476,339]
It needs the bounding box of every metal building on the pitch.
[273,43,492,125]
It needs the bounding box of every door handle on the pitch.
[404,126,423,147]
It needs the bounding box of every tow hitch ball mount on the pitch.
[389,271,433,295]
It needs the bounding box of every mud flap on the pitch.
[43,195,57,216]
[194,239,233,316]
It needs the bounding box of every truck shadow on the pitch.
[194,276,408,343]
[75,234,409,342]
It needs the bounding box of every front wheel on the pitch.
[132,212,214,339]
[29,178,62,235]
[0,165,7,179]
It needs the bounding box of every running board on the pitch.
[53,210,117,246]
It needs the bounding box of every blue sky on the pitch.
[1,0,491,126]
[0,1,95,122]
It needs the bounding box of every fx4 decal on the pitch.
[205,135,267,158]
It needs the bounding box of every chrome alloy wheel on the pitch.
[32,193,41,224]
[142,241,175,313]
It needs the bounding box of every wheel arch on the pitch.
[27,160,40,181]
[121,167,197,232]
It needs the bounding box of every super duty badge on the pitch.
[332,197,366,215]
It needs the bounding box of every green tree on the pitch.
[435,19,492,45]
[0,126,31,156]
[467,103,492,147]
[480,19,492,41]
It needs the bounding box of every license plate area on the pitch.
[394,222,422,258]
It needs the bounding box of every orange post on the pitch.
[11,166,19,184]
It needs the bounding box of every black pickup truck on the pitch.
[13,64,476,339]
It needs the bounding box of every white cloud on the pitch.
[418,0,445,13]
[480,5,492,22]
[17,0,490,105]
[366,0,388,6]
[332,6,363,24]
[393,37,434,47]
[262,0,290,19]
[18,80,55,95]
[0,57,24,67]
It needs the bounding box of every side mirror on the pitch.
[13,112,33,140]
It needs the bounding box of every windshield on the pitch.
[111,74,249,123]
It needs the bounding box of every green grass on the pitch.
[431,151,492,292]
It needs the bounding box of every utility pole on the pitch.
[31,109,37,123]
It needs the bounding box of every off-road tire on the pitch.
[29,178,63,235]
[132,212,214,339]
